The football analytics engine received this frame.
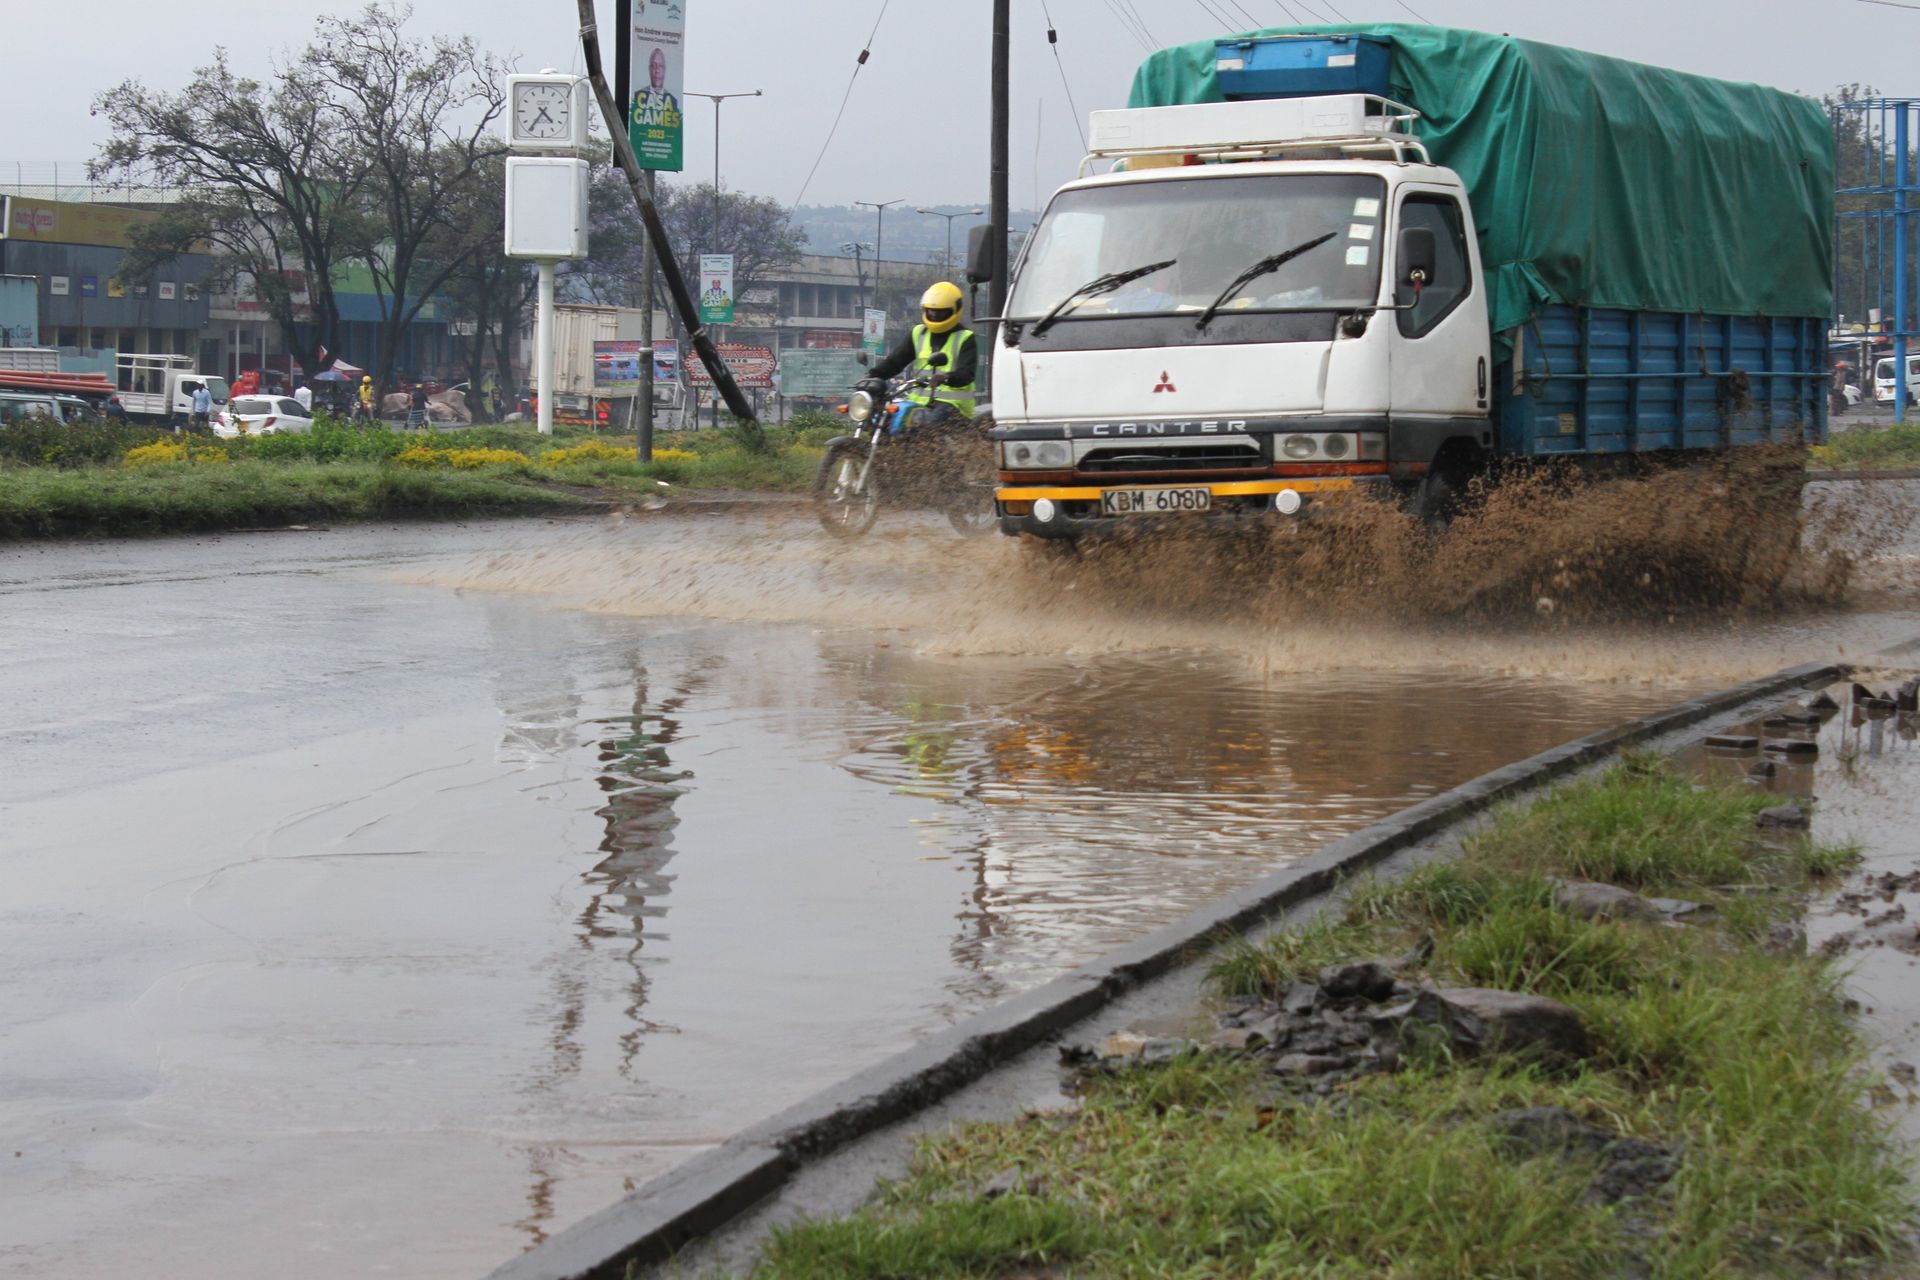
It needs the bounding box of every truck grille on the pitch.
[1077,444,1264,474]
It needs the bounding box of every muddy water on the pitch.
[3,500,1917,1279]
[1680,674,1920,1145]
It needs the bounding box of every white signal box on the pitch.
[504,156,590,260]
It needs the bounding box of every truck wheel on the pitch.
[1412,469,1463,530]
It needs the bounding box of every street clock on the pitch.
[506,73,590,154]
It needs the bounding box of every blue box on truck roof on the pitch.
[1213,34,1393,101]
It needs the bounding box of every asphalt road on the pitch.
[3,503,1917,1278]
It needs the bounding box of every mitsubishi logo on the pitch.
[1152,371,1176,393]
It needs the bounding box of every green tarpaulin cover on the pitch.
[1128,25,1834,337]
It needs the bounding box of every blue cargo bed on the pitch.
[1494,306,1828,458]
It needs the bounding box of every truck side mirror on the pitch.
[966,223,997,286]
[1399,226,1437,287]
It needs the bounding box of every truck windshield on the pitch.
[202,377,231,405]
[1009,173,1386,323]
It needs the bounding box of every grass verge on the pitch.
[0,459,588,538]
[1813,420,1920,470]
[750,758,1911,1279]
[0,419,841,538]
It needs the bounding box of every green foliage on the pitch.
[0,418,169,469]
[1207,914,1368,998]
[1467,763,1769,890]
[1813,420,1920,470]
[0,459,583,538]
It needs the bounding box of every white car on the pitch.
[218,395,315,436]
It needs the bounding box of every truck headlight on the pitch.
[1001,440,1071,469]
[1282,434,1316,459]
[848,389,876,423]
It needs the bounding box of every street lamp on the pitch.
[854,198,903,308]
[685,89,763,262]
[916,207,985,274]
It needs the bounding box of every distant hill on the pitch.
[791,204,1039,262]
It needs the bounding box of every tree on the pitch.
[305,4,508,388]
[432,151,536,413]
[93,50,368,375]
[93,4,510,392]
[571,168,804,315]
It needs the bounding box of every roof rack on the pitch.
[1079,95,1428,176]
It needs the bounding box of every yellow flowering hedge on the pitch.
[124,440,231,467]
[395,446,531,470]
[537,442,699,466]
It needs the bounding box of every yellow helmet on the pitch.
[361,375,372,384]
[920,281,965,334]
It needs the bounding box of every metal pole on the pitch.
[1898,104,1909,425]
[639,170,655,461]
[855,199,902,310]
[536,259,556,435]
[575,7,759,428]
[988,0,1011,376]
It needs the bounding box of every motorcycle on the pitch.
[812,356,996,538]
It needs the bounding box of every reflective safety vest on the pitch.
[907,325,976,413]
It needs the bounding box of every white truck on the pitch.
[116,353,230,428]
[982,28,1830,539]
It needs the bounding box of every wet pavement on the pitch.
[2,503,1918,1278]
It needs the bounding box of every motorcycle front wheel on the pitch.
[814,439,881,538]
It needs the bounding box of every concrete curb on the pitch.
[1806,468,1920,481]
[486,658,1844,1280]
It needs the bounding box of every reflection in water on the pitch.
[510,657,707,1245]
[828,643,1705,1013]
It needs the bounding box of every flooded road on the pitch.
[3,499,1917,1278]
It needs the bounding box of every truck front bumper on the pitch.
[993,476,1392,539]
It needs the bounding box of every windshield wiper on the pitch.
[1193,233,1339,331]
[1029,259,1177,336]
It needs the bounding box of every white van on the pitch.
[1873,354,1920,403]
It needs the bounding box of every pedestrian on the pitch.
[356,375,376,424]
[188,381,213,433]
[408,383,430,432]
[294,382,313,415]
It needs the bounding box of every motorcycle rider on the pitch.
[356,375,376,424]
[863,281,977,430]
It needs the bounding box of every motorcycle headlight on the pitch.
[848,389,876,423]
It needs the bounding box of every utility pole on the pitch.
[688,89,762,338]
[841,240,874,310]
[638,169,655,461]
[855,199,902,310]
[989,0,1011,375]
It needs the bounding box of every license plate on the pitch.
[1101,486,1211,515]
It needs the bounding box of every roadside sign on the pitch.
[685,342,773,390]
[627,0,687,171]
[862,308,886,356]
[593,339,645,387]
[700,254,734,324]
[652,337,679,383]
[778,349,868,398]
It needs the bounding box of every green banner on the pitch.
[628,1,686,172]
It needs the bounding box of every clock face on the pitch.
[515,84,571,142]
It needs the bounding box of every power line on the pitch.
[1038,0,1090,152]
[1100,0,1155,51]
[1394,0,1433,20]
[1271,0,1306,21]
[1192,0,1239,30]
[1223,0,1265,27]
[1856,0,1920,9]
[1117,0,1159,45]
[789,0,890,209]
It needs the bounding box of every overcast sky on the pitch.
[0,0,1906,211]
